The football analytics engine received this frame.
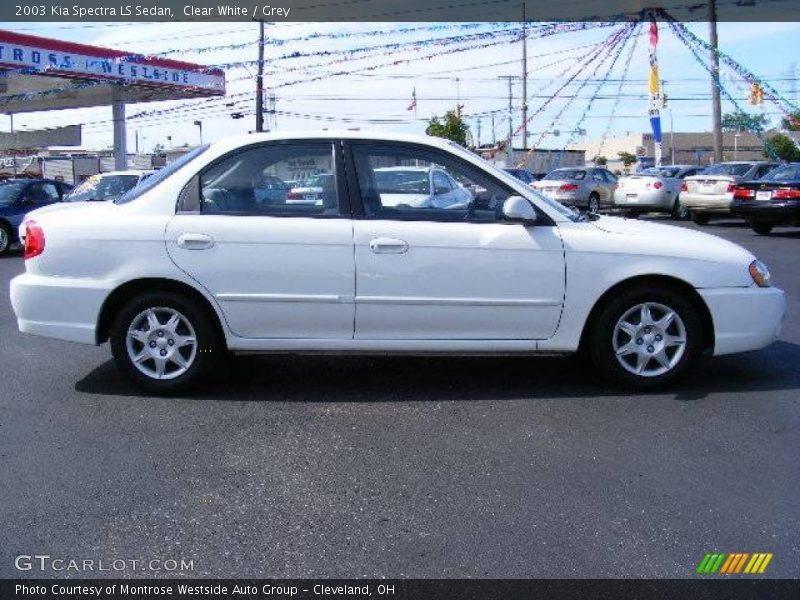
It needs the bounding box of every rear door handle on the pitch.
[176,233,215,250]
[369,237,409,254]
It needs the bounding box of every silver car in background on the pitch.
[680,161,778,224]
[373,166,473,209]
[614,165,705,220]
[532,167,618,213]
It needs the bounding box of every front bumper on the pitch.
[698,286,785,356]
[730,199,800,225]
[10,272,113,345]
[680,192,733,212]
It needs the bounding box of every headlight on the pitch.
[749,259,771,287]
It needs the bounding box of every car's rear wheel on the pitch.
[671,197,689,220]
[110,291,221,394]
[751,221,774,235]
[588,193,600,215]
[691,212,710,225]
[0,222,12,256]
[588,285,702,389]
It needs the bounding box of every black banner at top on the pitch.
[2,0,800,22]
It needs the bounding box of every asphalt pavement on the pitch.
[0,217,798,579]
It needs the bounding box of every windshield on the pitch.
[760,164,800,181]
[703,163,751,176]
[67,174,140,202]
[0,181,27,205]
[374,170,429,194]
[117,145,209,204]
[543,169,585,181]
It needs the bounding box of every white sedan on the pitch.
[10,132,785,394]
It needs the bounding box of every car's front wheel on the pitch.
[588,285,703,389]
[110,291,221,394]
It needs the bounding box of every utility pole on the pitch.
[491,111,496,145]
[708,0,723,163]
[521,2,528,150]
[499,75,517,152]
[476,116,482,147]
[255,19,265,133]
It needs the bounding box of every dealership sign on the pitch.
[0,30,224,94]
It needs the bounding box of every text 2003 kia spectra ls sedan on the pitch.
[10,132,785,394]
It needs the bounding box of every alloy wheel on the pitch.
[612,302,687,377]
[125,307,198,380]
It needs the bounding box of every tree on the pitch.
[426,110,470,147]
[781,111,800,131]
[720,110,769,133]
[592,155,608,166]
[152,143,165,155]
[764,133,800,162]
[617,151,637,171]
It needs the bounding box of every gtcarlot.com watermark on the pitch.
[15,554,194,573]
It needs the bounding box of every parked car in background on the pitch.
[614,165,705,219]
[680,161,778,224]
[373,166,473,209]
[503,168,537,185]
[66,170,155,203]
[10,132,784,394]
[286,173,335,205]
[0,178,71,255]
[532,167,617,213]
[731,162,800,235]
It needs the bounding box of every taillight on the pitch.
[726,183,736,193]
[559,183,578,192]
[773,187,800,199]
[680,182,688,192]
[286,190,301,200]
[653,180,663,189]
[24,220,45,260]
[733,187,754,199]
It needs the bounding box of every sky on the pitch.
[1,20,799,153]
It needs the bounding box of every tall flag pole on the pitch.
[648,16,663,167]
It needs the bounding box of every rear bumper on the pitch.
[730,199,800,225]
[613,189,673,209]
[681,192,732,212]
[698,286,785,356]
[10,272,112,345]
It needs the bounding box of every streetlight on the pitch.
[193,120,203,145]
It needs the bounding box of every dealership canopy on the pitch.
[0,30,225,167]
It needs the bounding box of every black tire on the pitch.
[691,212,710,225]
[625,210,639,219]
[0,222,12,256]
[751,221,773,235]
[671,197,689,220]
[587,284,703,390]
[110,291,222,394]
[588,193,600,215]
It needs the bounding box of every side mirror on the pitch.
[502,195,537,224]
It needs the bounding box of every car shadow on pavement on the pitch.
[75,340,800,402]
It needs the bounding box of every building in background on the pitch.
[575,130,774,172]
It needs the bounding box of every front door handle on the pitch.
[369,237,409,254]
[176,233,215,250]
